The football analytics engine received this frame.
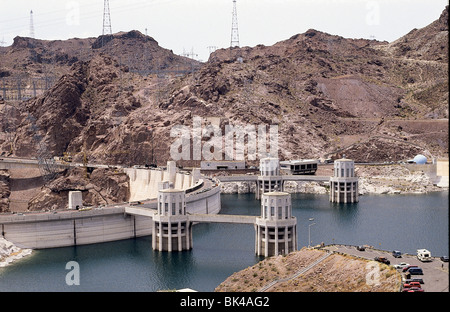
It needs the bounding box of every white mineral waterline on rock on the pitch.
[0,237,33,267]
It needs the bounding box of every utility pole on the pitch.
[102,0,112,36]
[207,46,218,55]
[183,47,198,60]
[29,10,35,38]
[102,0,112,48]
[230,0,240,48]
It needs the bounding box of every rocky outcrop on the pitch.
[0,237,32,267]
[357,164,442,195]
[387,5,448,62]
[27,167,129,211]
[0,170,10,212]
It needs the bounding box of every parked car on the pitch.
[392,250,402,258]
[406,267,424,275]
[403,282,421,288]
[394,262,410,269]
[440,256,449,262]
[374,256,390,265]
[402,265,418,272]
[356,246,365,251]
[406,287,424,292]
[405,278,424,284]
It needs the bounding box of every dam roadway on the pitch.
[125,206,257,225]
[0,156,119,170]
[215,174,329,182]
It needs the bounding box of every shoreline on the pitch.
[0,237,33,268]
[219,163,448,196]
[1,165,447,268]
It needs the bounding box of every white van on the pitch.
[417,249,432,262]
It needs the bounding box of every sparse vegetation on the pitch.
[215,248,402,292]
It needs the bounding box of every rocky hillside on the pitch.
[215,248,401,292]
[0,30,199,79]
[0,170,10,212]
[0,7,448,168]
[27,167,129,211]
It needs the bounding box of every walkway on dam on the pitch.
[216,174,329,182]
[124,206,257,225]
[1,157,330,183]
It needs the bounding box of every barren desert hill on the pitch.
[0,29,200,80]
[0,6,448,168]
[215,248,401,292]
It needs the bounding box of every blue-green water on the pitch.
[0,191,448,292]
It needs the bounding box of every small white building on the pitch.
[68,191,83,210]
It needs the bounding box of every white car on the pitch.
[394,262,410,269]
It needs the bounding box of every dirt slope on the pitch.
[215,248,401,292]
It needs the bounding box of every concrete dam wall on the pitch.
[125,168,195,201]
[0,164,221,249]
[0,185,221,249]
[0,208,153,249]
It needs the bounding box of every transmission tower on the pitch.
[102,0,112,36]
[230,0,240,48]
[29,10,35,38]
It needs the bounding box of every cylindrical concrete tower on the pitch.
[329,158,359,203]
[257,158,283,199]
[152,189,192,251]
[255,192,297,257]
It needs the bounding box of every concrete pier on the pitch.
[329,158,359,203]
[255,192,297,257]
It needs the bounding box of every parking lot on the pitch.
[323,245,449,292]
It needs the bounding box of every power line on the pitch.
[207,46,218,55]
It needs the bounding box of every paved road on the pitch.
[323,245,449,292]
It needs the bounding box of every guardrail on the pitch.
[185,179,204,194]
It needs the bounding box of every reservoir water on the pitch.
[0,191,447,292]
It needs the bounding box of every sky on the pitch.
[0,0,448,61]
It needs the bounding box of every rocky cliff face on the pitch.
[27,167,129,211]
[1,8,448,168]
[0,170,10,212]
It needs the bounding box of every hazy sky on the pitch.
[0,0,447,61]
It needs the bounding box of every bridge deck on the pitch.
[123,206,257,225]
[216,175,329,182]
[189,213,257,224]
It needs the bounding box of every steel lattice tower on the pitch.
[29,10,35,38]
[230,0,240,48]
[102,0,112,36]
